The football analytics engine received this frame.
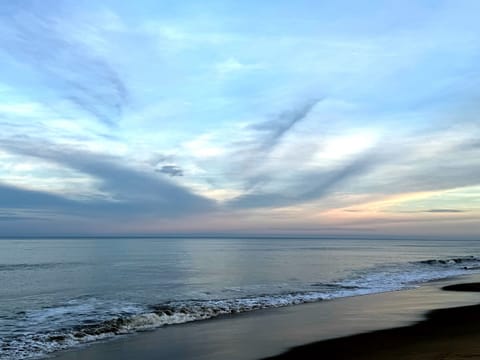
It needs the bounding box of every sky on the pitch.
[0,0,479,238]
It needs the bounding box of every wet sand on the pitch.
[265,283,480,360]
[53,277,480,360]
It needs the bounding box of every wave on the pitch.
[0,262,88,272]
[334,255,480,291]
[418,256,480,267]
[2,255,480,359]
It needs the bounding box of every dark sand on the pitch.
[265,283,480,360]
[53,277,480,360]
[443,282,480,292]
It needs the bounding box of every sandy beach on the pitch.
[265,283,480,360]
[52,276,480,360]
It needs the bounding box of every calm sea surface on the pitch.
[1,237,480,359]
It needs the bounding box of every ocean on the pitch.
[1,237,480,359]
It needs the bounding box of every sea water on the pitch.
[1,237,479,359]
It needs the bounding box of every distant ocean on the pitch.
[1,237,480,359]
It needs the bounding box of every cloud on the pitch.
[392,208,468,214]
[220,98,324,193]
[156,165,184,177]
[228,150,380,209]
[0,215,47,222]
[215,58,263,75]
[249,98,322,152]
[0,1,128,127]
[148,153,176,166]
[0,183,74,208]
[0,139,215,221]
[147,154,184,176]
[364,139,480,195]
[225,120,480,211]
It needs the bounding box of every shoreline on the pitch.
[264,282,480,360]
[52,275,480,360]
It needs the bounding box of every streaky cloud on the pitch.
[0,139,215,219]
[0,1,127,127]
[249,98,322,152]
[228,150,380,209]
[233,98,323,191]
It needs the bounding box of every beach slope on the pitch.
[264,283,480,360]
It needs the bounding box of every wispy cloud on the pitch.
[391,208,468,214]
[425,209,466,213]
[215,58,263,76]
[248,98,322,152]
[0,1,128,127]
[216,99,324,193]
[0,139,215,221]
[228,149,381,209]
